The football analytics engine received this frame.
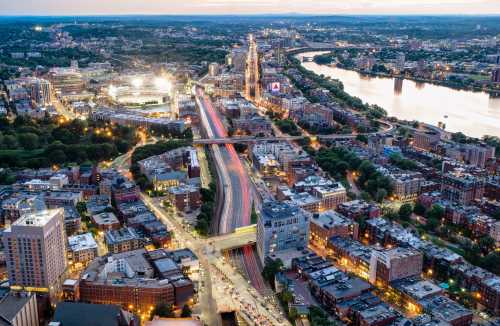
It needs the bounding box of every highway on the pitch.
[142,194,288,326]
[194,86,271,296]
[109,115,284,324]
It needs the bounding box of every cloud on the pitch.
[0,0,498,15]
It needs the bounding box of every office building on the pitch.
[2,208,67,292]
[30,78,52,106]
[208,62,220,77]
[256,201,310,264]
[48,68,85,95]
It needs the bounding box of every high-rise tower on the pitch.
[245,34,261,100]
[3,208,67,293]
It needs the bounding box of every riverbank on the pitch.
[294,52,500,139]
[313,51,500,95]
[334,65,500,96]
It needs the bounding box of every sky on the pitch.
[0,0,499,16]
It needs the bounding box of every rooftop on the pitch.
[92,212,119,225]
[105,227,142,245]
[261,201,304,221]
[68,232,98,252]
[0,291,35,323]
[420,295,472,323]
[10,208,62,228]
[393,278,443,300]
[311,210,353,229]
[52,302,133,326]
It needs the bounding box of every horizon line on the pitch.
[1,13,500,17]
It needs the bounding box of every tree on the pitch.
[478,236,495,255]
[356,134,368,144]
[76,202,87,216]
[427,205,445,221]
[360,191,371,202]
[384,210,399,221]
[280,290,294,304]
[195,217,209,236]
[262,259,283,289]
[251,205,259,224]
[375,188,387,203]
[480,252,500,275]
[414,202,426,216]
[49,149,67,164]
[180,304,192,318]
[288,307,298,320]
[398,203,413,221]
[309,306,337,326]
[425,217,440,232]
[234,143,248,153]
[17,133,39,150]
[150,303,174,320]
[2,135,18,149]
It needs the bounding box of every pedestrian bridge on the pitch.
[207,225,257,251]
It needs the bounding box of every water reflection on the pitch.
[394,78,403,95]
[297,52,500,138]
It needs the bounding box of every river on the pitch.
[296,52,500,139]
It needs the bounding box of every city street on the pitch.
[141,193,289,325]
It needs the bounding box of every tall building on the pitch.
[245,34,261,100]
[30,79,52,106]
[256,201,310,264]
[208,62,220,77]
[2,208,67,293]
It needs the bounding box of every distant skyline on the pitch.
[1,0,500,16]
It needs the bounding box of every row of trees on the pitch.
[389,153,418,171]
[274,118,301,136]
[195,182,217,236]
[149,303,192,320]
[314,147,393,201]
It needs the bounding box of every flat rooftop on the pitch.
[11,208,62,227]
[68,232,98,252]
[312,210,352,229]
